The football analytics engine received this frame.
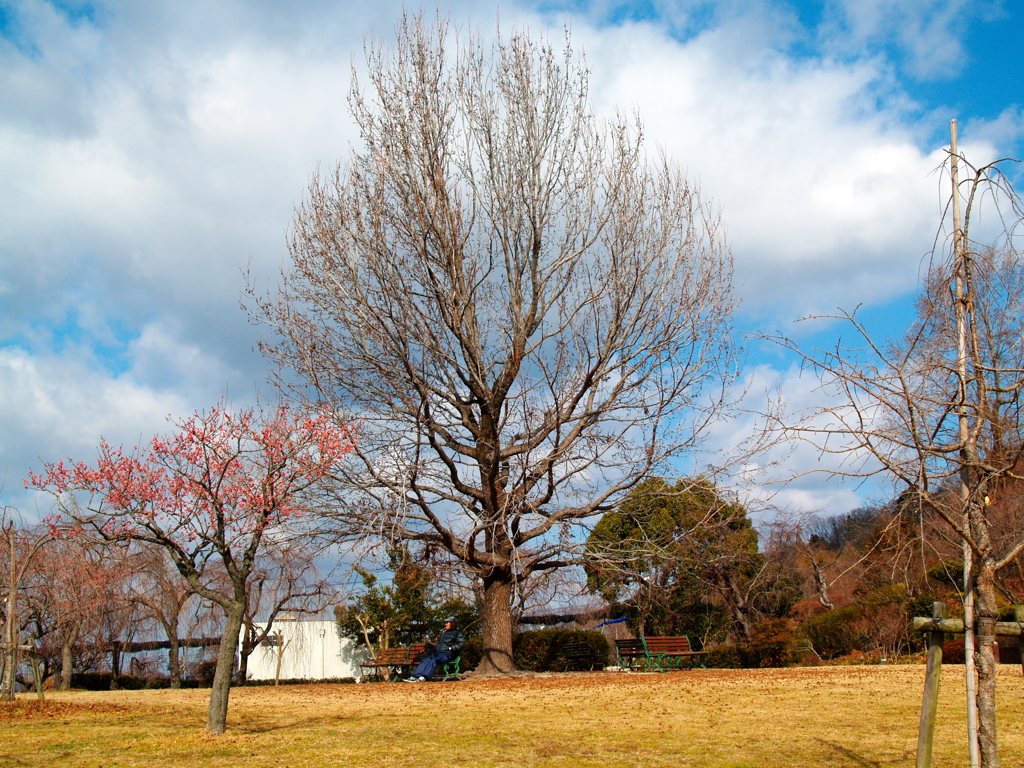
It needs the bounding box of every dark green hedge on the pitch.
[703,645,745,668]
[69,673,360,690]
[516,629,610,671]
[71,673,152,690]
[460,629,610,672]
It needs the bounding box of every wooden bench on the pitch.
[359,643,462,682]
[615,636,707,671]
[560,641,605,671]
[359,643,419,681]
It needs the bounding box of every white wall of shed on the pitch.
[244,621,368,681]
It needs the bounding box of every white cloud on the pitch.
[0,0,1017,518]
[577,17,948,321]
[0,346,183,455]
[0,318,244,512]
[965,106,1024,158]
[0,345,181,512]
[819,0,1011,84]
[704,361,890,516]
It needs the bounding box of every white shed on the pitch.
[244,619,368,681]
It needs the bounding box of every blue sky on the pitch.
[1,0,1022,516]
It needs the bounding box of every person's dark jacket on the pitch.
[436,627,465,655]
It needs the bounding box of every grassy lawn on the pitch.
[2,665,1023,767]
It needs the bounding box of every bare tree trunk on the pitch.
[637,591,651,637]
[167,637,182,688]
[477,575,514,674]
[811,556,835,611]
[355,614,376,661]
[166,615,182,689]
[206,603,245,735]
[236,649,249,685]
[59,623,80,691]
[236,626,253,687]
[715,569,754,641]
[768,126,1024,768]
[274,631,288,686]
[975,559,1001,768]
[258,13,737,667]
[110,645,120,690]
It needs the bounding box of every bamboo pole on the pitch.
[950,118,981,768]
[3,522,17,701]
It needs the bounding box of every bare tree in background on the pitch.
[256,14,737,672]
[769,145,1023,767]
[1,511,50,700]
[128,545,198,689]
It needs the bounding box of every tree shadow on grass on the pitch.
[231,713,372,735]
[815,739,896,767]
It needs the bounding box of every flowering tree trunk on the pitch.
[207,601,245,732]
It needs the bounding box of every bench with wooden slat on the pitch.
[359,643,424,681]
[560,641,605,671]
[615,636,707,671]
[359,642,463,682]
[614,638,647,668]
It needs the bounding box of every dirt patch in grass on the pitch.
[3,665,1023,767]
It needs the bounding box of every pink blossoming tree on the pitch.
[30,403,356,734]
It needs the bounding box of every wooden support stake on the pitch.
[912,617,1024,636]
[1014,606,1024,677]
[29,650,43,701]
[918,601,948,768]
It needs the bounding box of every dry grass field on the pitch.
[3,665,1024,767]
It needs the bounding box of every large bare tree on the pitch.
[257,14,737,673]
[769,135,1023,767]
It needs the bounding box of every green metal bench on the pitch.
[615,636,707,671]
[560,641,604,670]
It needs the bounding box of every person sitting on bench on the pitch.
[404,616,465,682]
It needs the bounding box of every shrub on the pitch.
[998,605,1024,622]
[241,677,358,686]
[943,637,1021,665]
[704,645,744,668]
[514,629,610,672]
[746,619,794,668]
[72,673,148,691]
[799,605,864,660]
[459,630,610,672]
[460,636,483,670]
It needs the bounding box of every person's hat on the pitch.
[443,616,457,623]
